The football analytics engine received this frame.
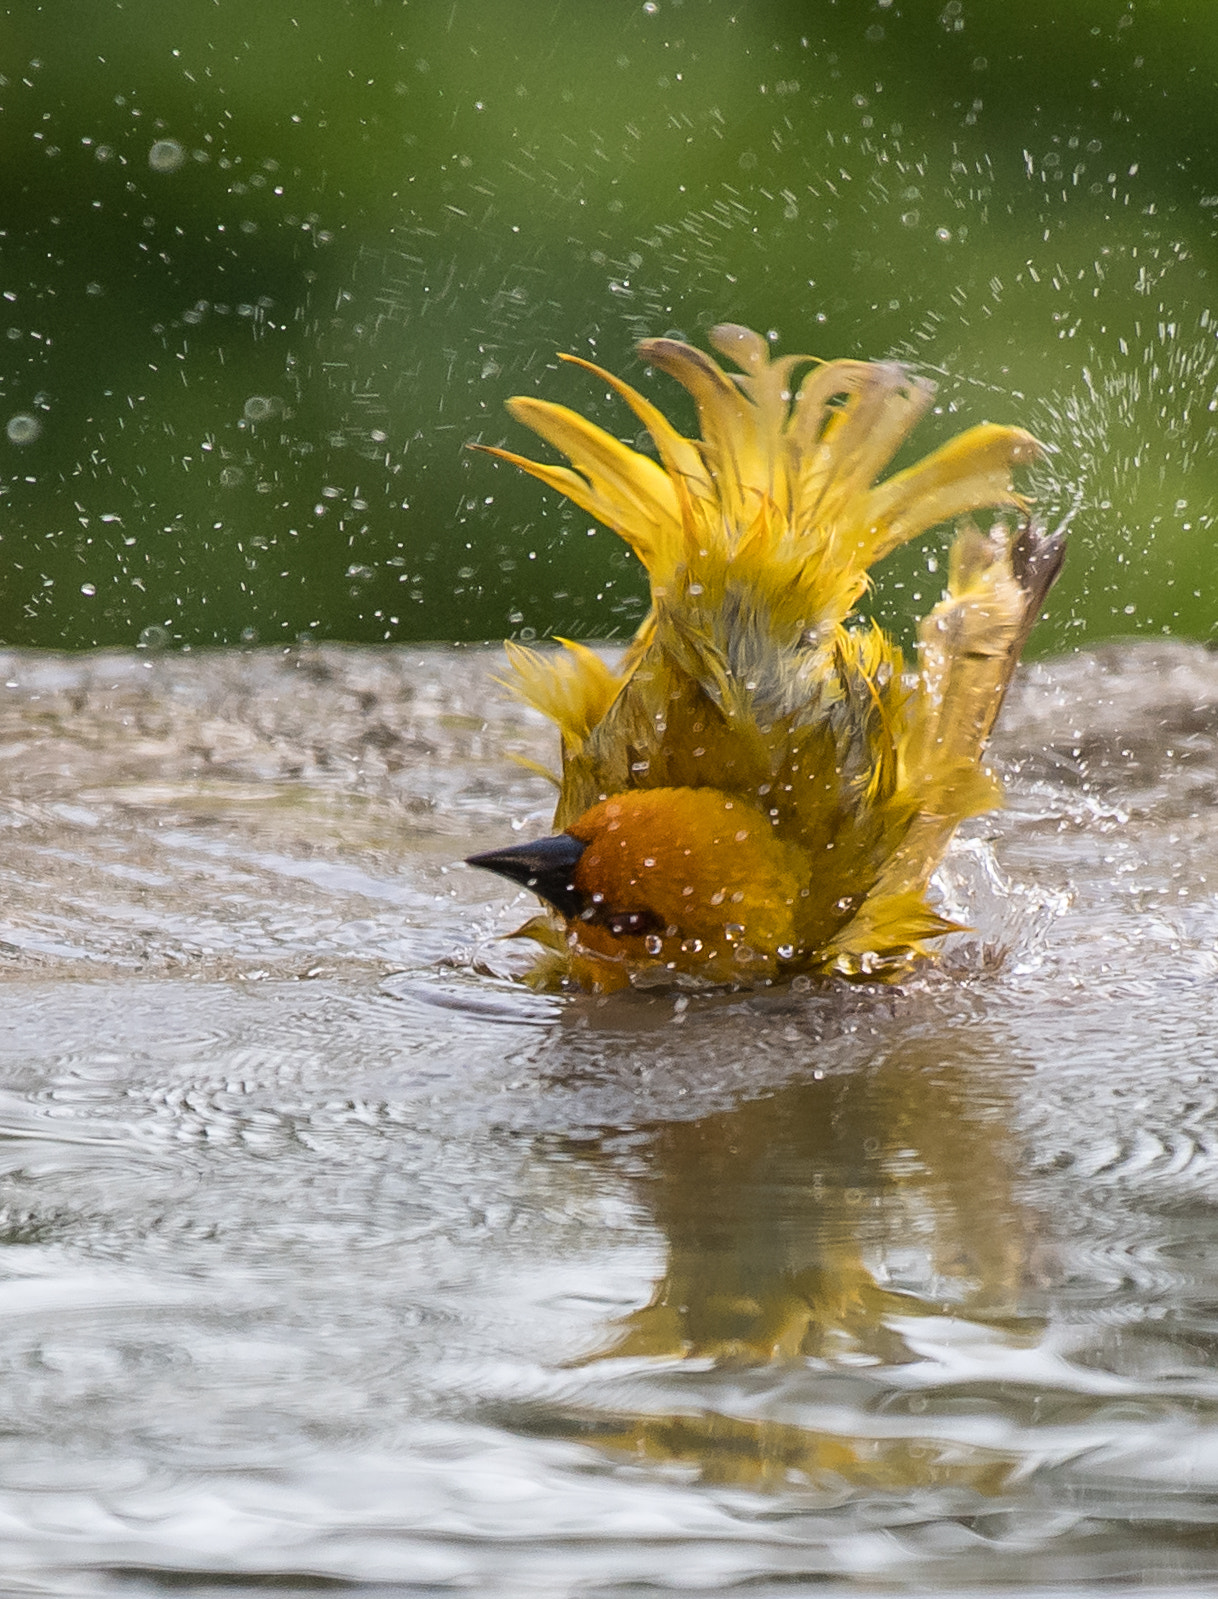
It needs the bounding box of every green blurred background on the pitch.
[2,0,1216,652]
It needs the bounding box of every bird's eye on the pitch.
[600,907,664,938]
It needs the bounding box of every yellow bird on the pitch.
[467,324,1062,992]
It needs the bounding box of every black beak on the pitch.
[466,833,588,919]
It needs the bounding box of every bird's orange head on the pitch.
[468,786,816,989]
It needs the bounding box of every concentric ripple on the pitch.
[1,641,1218,1592]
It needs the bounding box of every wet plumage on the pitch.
[468,324,1063,992]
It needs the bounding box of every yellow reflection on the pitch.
[571,1032,1038,1494]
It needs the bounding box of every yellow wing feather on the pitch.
[498,637,625,755]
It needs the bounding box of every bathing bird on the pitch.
[467,324,1063,992]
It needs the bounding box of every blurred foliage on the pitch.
[1,0,1216,651]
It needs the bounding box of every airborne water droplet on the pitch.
[148,139,186,174]
[6,413,40,445]
[243,395,280,423]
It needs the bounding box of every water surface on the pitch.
[2,641,1218,1597]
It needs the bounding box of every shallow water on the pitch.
[3,639,1218,1597]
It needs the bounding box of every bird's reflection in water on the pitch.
[555,1031,1041,1494]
